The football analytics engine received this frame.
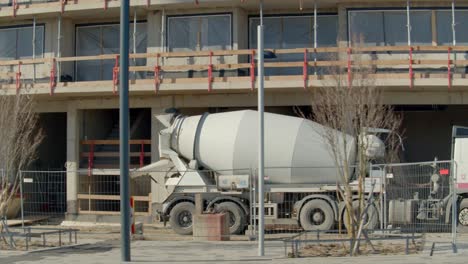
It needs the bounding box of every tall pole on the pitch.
[120,0,131,262]
[257,0,265,257]
[32,17,36,82]
[406,0,411,46]
[452,0,456,46]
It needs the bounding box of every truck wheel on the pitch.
[343,201,379,231]
[299,199,334,231]
[169,202,195,235]
[215,202,246,235]
[458,199,468,227]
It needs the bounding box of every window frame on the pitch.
[0,23,45,60]
[166,13,233,52]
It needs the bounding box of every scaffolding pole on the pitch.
[406,0,411,46]
[313,0,317,75]
[133,9,137,78]
[452,0,457,46]
[32,17,36,82]
[57,15,62,83]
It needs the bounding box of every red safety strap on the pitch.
[140,142,144,168]
[147,0,150,7]
[208,51,213,92]
[303,49,308,90]
[50,59,57,95]
[113,55,119,95]
[104,0,108,10]
[61,0,67,14]
[448,47,452,89]
[130,197,135,234]
[12,0,18,17]
[194,0,199,5]
[409,47,414,89]
[88,142,94,177]
[16,62,21,93]
[250,50,255,91]
[154,54,161,94]
[347,47,352,88]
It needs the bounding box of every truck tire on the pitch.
[458,199,468,227]
[215,202,246,235]
[343,201,379,231]
[299,199,334,231]
[169,202,195,235]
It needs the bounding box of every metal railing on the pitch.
[1,45,467,94]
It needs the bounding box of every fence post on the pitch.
[451,160,457,247]
[19,170,24,229]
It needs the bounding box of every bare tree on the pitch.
[310,46,402,255]
[0,90,43,227]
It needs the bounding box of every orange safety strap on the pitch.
[409,47,414,89]
[140,142,145,168]
[448,47,452,89]
[154,54,161,94]
[16,62,22,93]
[303,49,308,90]
[250,50,255,91]
[12,0,18,17]
[347,47,352,88]
[61,0,67,14]
[112,55,119,95]
[208,51,213,92]
[50,59,57,95]
[88,142,94,177]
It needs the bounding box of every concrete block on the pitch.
[193,213,230,241]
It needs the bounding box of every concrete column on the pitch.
[66,105,81,215]
[150,107,164,212]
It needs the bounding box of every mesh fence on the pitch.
[19,170,67,224]
[0,161,457,246]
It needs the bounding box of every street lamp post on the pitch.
[120,0,131,262]
[257,0,265,257]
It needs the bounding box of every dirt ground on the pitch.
[296,240,425,257]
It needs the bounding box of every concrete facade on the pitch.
[1,0,467,219]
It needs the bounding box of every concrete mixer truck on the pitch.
[133,110,468,235]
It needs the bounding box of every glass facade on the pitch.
[249,15,338,75]
[167,14,232,52]
[348,10,432,46]
[75,23,147,81]
[0,25,44,60]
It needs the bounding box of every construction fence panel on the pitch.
[19,170,67,224]
[382,161,457,237]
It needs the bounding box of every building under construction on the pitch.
[1,0,468,221]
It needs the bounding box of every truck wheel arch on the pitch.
[294,194,339,222]
[206,196,249,216]
[163,196,195,217]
